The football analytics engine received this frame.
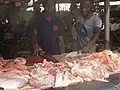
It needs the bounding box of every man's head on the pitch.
[80,0,93,17]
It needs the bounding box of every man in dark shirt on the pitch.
[31,9,65,55]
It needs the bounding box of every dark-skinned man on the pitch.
[31,5,65,55]
[72,0,102,53]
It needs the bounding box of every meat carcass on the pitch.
[65,60,109,81]
[55,68,84,88]
[0,57,31,89]
[30,59,83,88]
[29,59,65,89]
[0,57,30,79]
[29,59,109,89]
[0,70,28,90]
[69,50,120,72]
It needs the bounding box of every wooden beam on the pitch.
[48,0,56,15]
[104,0,110,49]
[33,0,35,11]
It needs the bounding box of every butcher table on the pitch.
[45,80,119,90]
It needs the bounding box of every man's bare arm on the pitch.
[82,27,101,53]
[59,36,65,53]
[71,24,77,40]
[87,16,102,46]
[87,27,101,46]
[31,29,43,55]
[31,29,38,48]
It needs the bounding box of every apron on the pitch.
[72,22,96,52]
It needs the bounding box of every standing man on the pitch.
[31,6,65,55]
[72,0,102,53]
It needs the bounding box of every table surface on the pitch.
[44,81,117,90]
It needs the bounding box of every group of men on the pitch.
[29,0,102,55]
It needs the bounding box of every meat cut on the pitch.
[29,59,65,89]
[30,59,109,88]
[65,60,109,81]
[73,50,120,72]
[0,57,30,79]
[0,57,31,89]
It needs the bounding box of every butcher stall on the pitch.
[0,50,120,90]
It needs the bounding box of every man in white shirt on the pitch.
[72,0,102,53]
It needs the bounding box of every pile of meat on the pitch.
[29,59,109,89]
[29,50,120,89]
[0,50,119,89]
[29,60,65,89]
[0,57,30,89]
[0,57,30,79]
[77,50,120,72]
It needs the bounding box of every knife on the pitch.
[74,39,82,55]
[37,51,59,63]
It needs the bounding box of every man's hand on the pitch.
[33,44,44,56]
[82,26,101,53]
[82,43,93,53]
[59,36,65,53]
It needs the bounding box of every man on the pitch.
[31,7,65,55]
[72,0,102,53]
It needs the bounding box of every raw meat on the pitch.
[0,57,31,83]
[55,59,109,88]
[29,59,109,89]
[65,60,109,81]
[14,57,26,65]
[0,72,28,90]
[29,59,65,89]
[76,50,120,72]
[55,68,84,87]
[0,57,32,90]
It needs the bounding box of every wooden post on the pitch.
[104,0,110,50]
[48,0,56,15]
[33,0,35,11]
